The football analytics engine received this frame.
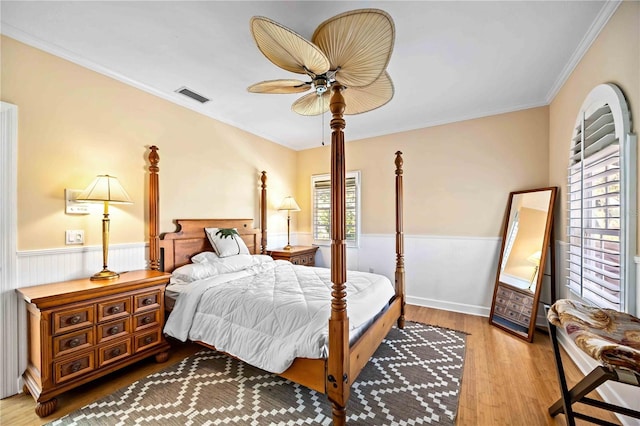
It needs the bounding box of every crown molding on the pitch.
[544,0,622,103]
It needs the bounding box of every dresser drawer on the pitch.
[496,286,513,299]
[134,328,161,353]
[495,295,509,307]
[99,338,132,368]
[97,297,131,323]
[134,290,161,312]
[133,309,160,332]
[52,305,94,335]
[292,254,315,266]
[97,318,130,343]
[54,351,95,384]
[53,328,94,359]
[511,292,533,307]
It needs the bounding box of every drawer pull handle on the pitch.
[144,336,154,344]
[111,348,121,357]
[111,306,120,314]
[143,298,153,306]
[142,316,152,325]
[109,326,120,335]
[68,338,80,348]
[69,315,81,325]
[69,362,82,373]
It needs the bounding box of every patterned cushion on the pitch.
[548,299,640,374]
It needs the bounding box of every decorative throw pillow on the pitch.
[204,227,250,258]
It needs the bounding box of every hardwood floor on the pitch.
[0,305,620,425]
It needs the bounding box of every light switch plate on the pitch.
[65,189,90,214]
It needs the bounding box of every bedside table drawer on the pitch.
[53,328,94,358]
[133,309,160,331]
[53,305,94,335]
[54,351,95,384]
[134,291,161,312]
[97,318,130,343]
[99,338,132,367]
[134,328,161,353]
[292,254,315,266]
[97,297,131,322]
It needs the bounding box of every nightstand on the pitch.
[268,246,319,266]
[16,270,171,417]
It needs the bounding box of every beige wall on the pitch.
[296,106,550,237]
[549,0,640,244]
[1,36,297,250]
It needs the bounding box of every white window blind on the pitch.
[566,84,636,313]
[312,171,360,246]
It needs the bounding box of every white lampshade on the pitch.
[77,175,132,204]
[278,196,301,212]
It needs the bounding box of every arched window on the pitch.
[567,83,636,313]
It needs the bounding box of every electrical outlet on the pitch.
[65,230,84,245]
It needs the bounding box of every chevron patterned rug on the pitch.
[48,322,466,426]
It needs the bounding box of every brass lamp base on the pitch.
[283,244,293,250]
[90,269,120,281]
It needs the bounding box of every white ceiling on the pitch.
[1,1,617,150]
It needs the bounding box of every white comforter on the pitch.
[164,259,395,373]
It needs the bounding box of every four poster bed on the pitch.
[147,89,405,424]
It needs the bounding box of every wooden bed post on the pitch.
[395,151,406,328]
[327,84,350,426]
[260,171,267,254]
[149,145,160,271]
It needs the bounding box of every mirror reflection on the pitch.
[499,191,552,293]
[490,187,557,342]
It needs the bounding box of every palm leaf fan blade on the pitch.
[292,91,331,116]
[312,9,395,88]
[248,79,311,94]
[251,16,330,76]
[344,72,394,115]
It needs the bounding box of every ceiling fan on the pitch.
[247,9,395,116]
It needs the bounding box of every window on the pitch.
[567,84,636,313]
[312,171,361,246]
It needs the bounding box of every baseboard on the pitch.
[406,295,490,317]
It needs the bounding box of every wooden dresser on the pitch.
[16,270,171,417]
[492,283,535,329]
[268,246,319,266]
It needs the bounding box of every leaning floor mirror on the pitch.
[490,187,557,342]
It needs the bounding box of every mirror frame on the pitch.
[489,186,557,342]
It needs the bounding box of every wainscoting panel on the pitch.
[298,232,502,317]
[17,243,148,287]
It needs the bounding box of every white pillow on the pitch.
[205,227,250,258]
[191,251,219,264]
[170,262,218,283]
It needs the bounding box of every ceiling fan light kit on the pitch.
[248,8,395,117]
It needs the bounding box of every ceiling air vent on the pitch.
[175,87,210,104]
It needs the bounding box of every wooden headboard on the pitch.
[159,219,260,272]
[148,146,268,273]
